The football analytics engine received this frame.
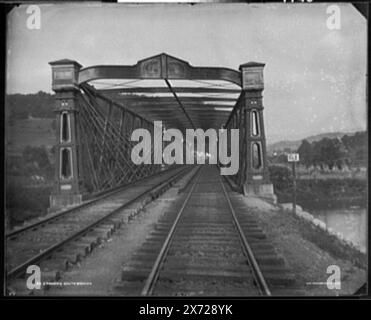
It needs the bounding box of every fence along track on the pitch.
[6,165,194,288]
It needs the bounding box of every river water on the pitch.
[310,207,367,253]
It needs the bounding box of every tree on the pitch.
[268,164,293,192]
[342,132,367,166]
[297,139,313,168]
[312,138,346,169]
[6,92,55,120]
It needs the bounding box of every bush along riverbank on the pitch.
[279,203,367,268]
[268,165,367,211]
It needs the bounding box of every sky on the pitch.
[6,3,367,143]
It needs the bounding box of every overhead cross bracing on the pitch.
[77,53,242,132]
[87,78,241,131]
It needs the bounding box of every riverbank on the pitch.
[275,178,367,210]
[239,195,366,296]
[279,203,366,263]
[310,207,366,253]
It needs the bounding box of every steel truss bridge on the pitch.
[49,53,275,211]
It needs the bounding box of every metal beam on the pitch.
[165,79,196,129]
[98,87,241,94]
[144,115,230,119]
[78,53,242,86]
[80,83,154,127]
[128,107,231,112]
[110,96,237,103]
[225,93,243,128]
[127,103,235,108]
[130,111,231,117]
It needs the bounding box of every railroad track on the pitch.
[6,165,196,295]
[117,165,296,296]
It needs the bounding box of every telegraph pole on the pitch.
[292,161,296,214]
[288,153,299,214]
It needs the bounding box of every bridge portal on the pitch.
[49,53,275,211]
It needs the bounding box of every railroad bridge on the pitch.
[48,53,275,211]
[7,3,368,296]
[8,53,365,296]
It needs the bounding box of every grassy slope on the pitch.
[6,118,55,156]
[6,118,55,227]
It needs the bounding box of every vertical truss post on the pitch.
[239,62,276,203]
[48,59,83,211]
[110,108,126,183]
[237,108,246,186]
[98,100,113,175]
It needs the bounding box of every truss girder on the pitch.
[75,85,162,193]
[49,54,272,208]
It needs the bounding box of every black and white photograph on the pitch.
[3,1,368,299]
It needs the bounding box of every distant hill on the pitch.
[267,131,363,154]
[5,92,366,160]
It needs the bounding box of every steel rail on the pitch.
[6,166,192,280]
[141,166,202,296]
[6,166,180,239]
[219,175,272,296]
[141,165,271,296]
